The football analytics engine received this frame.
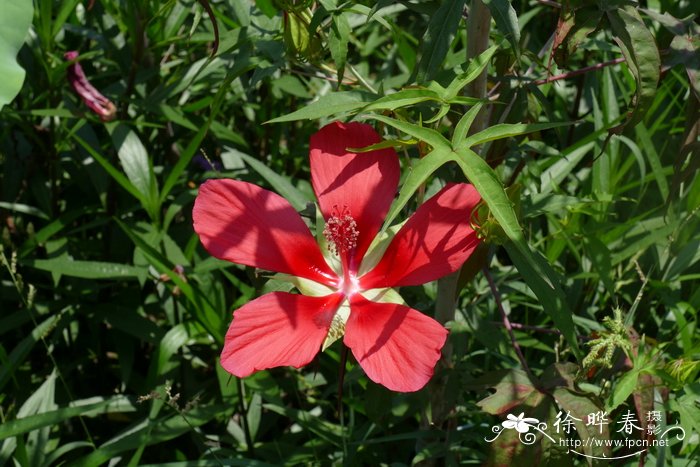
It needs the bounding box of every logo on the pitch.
[485,410,687,460]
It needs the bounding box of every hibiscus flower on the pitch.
[193,121,481,392]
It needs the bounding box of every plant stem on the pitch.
[236,377,255,456]
[483,268,535,382]
[466,0,492,136]
[531,57,626,86]
[419,1,494,450]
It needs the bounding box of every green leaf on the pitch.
[364,114,450,150]
[263,403,344,447]
[443,45,499,100]
[160,70,238,204]
[552,387,611,459]
[552,5,603,66]
[148,323,190,383]
[674,383,700,449]
[71,132,145,204]
[607,368,639,411]
[329,11,350,84]
[0,396,134,442]
[382,148,453,229]
[109,123,160,219]
[51,0,81,38]
[361,89,442,112]
[0,0,33,110]
[25,258,147,281]
[19,207,93,257]
[667,33,700,100]
[451,101,486,146]
[361,115,581,358]
[0,315,59,392]
[0,202,49,220]
[606,5,661,131]
[471,369,536,414]
[115,219,223,343]
[72,404,225,467]
[265,91,373,123]
[415,0,467,83]
[483,0,520,55]
[235,150,310,211]
[459,121,571,149]
[453,147,581,358]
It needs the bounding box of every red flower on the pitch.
[64,51,116,122]
[193,122,481,392]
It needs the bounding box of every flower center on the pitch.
[340,275,360,296]
[323,206,359,257]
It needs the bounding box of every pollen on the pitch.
[323,206,359,256]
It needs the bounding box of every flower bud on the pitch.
[64,51,116,122]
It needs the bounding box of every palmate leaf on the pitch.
[365,115,582,358]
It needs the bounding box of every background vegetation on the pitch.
[0,0,698,465]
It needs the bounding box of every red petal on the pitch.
[310,122,400,270]
[344,294,447,392]
[221,292,343,377]
[360,183,481,288]
[193,179,337,285]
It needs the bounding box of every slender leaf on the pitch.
[443,45,499,100]
[483,0,520,55]
[26,258,147,281]
[451,101,486,146]
[361,89,442,112]
[109,123,160,218]
[236,150,310,211]
[0,316,59,392]
[72,405,225,467]
[459,121,571,149]
[364,114,450,150]
[266,91,373,123]
[328,12,350,84]
[0,396,134,442]
[71,133,145,203]
[415,0,467,82]
[607,5,661,131]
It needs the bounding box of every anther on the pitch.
[323,205,359,256]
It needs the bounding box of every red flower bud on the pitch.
[64,51,116,122]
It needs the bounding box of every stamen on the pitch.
[323,205,359,257]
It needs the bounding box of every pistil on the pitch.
[323,205,359,293]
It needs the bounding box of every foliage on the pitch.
[0,0,699,465]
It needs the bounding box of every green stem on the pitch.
[420,1,494,449]
[465,0,492,136]
[236,377,255,456]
